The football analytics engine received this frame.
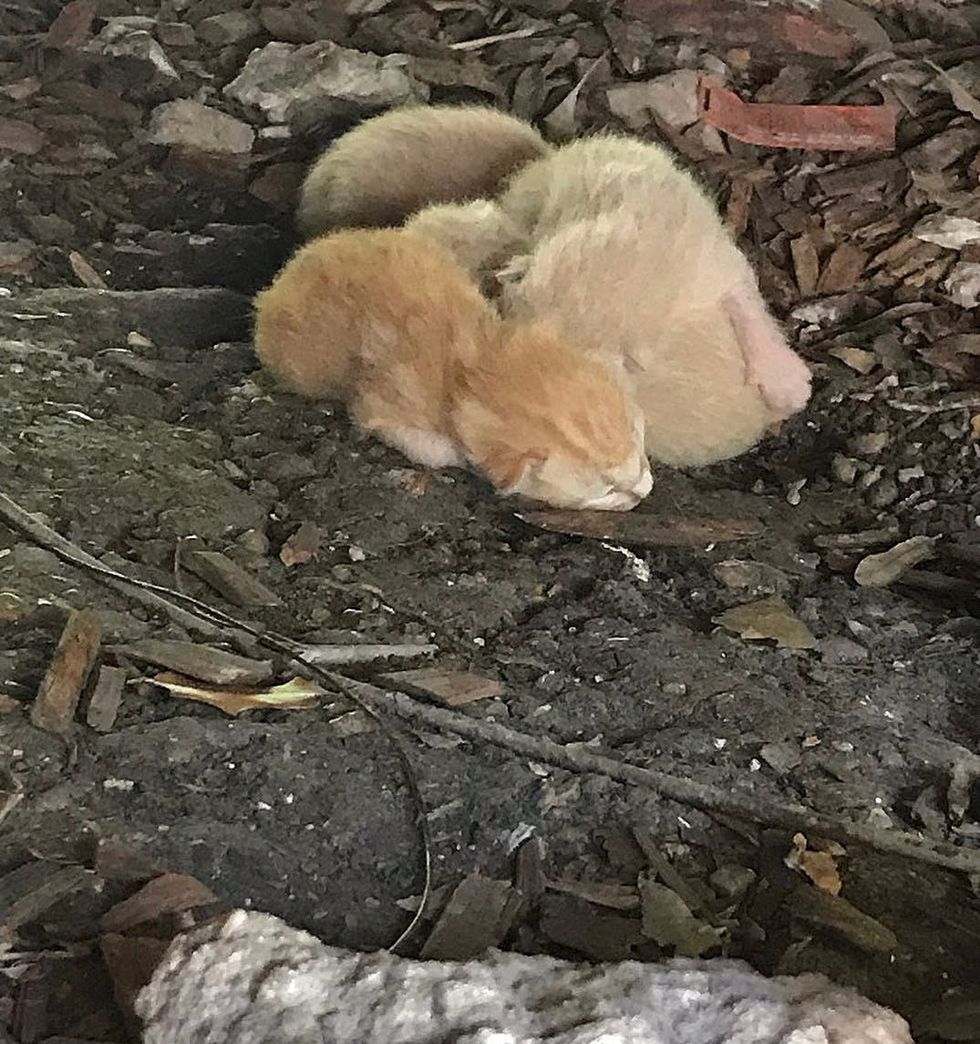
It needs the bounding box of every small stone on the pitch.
[850,432,889,457]
[831,454,858,485]
[897,465,924,483]
[818,636,869,665]
[712,560,789,597]
[662,682,687,697]
[709,865,757,901]
[196,11,260,46]
[759,742,801,775]
[147,100,255,155]
[867,477,899,509]
[224,41,428,131]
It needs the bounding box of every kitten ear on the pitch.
[481,445,545,492]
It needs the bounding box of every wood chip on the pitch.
[297,642,437,667]
[514,836,547,912]
[94,838,162,884]
[182,548,283,607]
[85,665,126,733]
[0,863,92,930]
[699,77,895,152]
[31,609,102,734]
[114,639,274,686]
[420,874,523,960]
[519,510,763,548]
[68,251,109,290]
[790,234,820,297]
[102,873,219,933]
[854,536,938,588]
[379,668,504,707]
[817,243,868,294]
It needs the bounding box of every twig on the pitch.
[330,675,980,879]
[0,489,431,955]
[887,395,980,414]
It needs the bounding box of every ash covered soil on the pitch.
[0,0,979,1040]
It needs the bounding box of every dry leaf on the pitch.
[44,0,98,48]
[279,520,320,567]
[0,117,46,155]
[151,671,322,717]
[854,536,938,588]
[713,596,817,649]
[698,77,895,151]
[785,833,843,895]
[102,872,218,932]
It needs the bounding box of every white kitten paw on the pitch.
[753,351,812,417]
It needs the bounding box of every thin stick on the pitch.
[331,675,980,878]
[0,489,431,954]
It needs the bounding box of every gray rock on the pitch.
[196,11,261,46]
[85,20,180,92]
[147,100,255,155]
[0,288,251,349]
[944,260,980,308]
[137,910,912,1044]
[224,41,428,131]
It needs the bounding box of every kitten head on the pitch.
[452,322,652,511]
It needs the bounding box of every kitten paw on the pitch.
[752,351,812,417]
[379,426,465,469]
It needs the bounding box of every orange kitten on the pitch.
[253,230,651,511]
[296,105,551,237]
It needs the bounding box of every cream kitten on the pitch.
[497,135,813,465]
[253,229,651,511]
[296,105,551,237]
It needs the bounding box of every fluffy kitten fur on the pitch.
[497,136,812,467]
[296,105,551,237]
[404,200,529,294]
[253,230,651,511]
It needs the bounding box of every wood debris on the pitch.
[698,78,896,152]
[31,609,102,734]
[379,667,504,707]
[182,546,283,607]
[785,833,844,895]
[539,893,644,962]
[102,873,219,933]
[86,665,126,733]
[420,874,523,960]
[0,861,92,931]
[115,639,274,686]
[638,875,722,957]
[854,536,938,588]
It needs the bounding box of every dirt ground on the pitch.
[0,1,979,1041]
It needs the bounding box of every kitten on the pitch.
[497,135,812,465]
[404,200,529,296]
[253,229,651,511]
[296,105,551,237]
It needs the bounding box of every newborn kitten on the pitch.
[296,105,551,237]
[497,135,812,466]
[253,229,651,511]
[404,200,529,296]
